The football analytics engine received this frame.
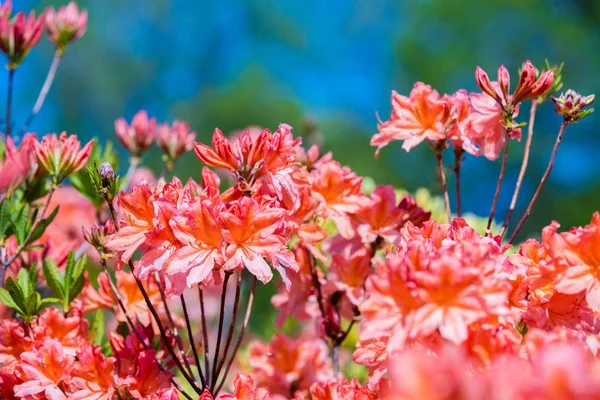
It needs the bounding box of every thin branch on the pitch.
[199,287,211,386]
[453,148,464,218]
[211,271,232,388]
[156,272,196,382]
[181,294,206,388]
[100,259,192,400]
[487,136,510,230]
[19,52,62,136]
[213,271,242,385]
[5,68,14,138]
[131,264,202,395]
[508,120,568,244]
[215,278,257,395]
[435,150,452,222]
[500,100,538,236]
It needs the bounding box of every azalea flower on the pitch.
[34,132,93,182]
[0,133,37,194]
[45,1,87,49]
[114,110,156,157]
[155,120,196,161]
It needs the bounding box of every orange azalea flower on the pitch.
[13,339,73,399]
[217,374,270,400]
[194,128,239,171]
[166,197,225,288]
[248,334,332,397]
[371,83,449,156]
[121,350,173,399]
[309,378,377,400]
[33,306,88,355]
[221,197,297,284]
[104,184,155,264]
[70,344,117,400]
[0,319,32,367]
[550,213,600,313]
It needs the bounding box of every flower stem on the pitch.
[199,287,211,387]
[215,277,257,395]
[500,100,538,237]
[19,52,62,136]
[453,148,464,218]
[435,150,452,222]
[5,68,14,139]
[181,294,206,389]
[487,136,510,230]
[211,271,232,388]
[213,272,242,386]
[508,120,568,244]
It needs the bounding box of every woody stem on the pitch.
[213,272,242,386]
[181,294,206,389]
[487,135,510,230]
[435,150,452,222]
[500,100,538,236]
[199,287,211,386]
[211,271,232,388]
[508,119,568,244]
[453,148,463,218]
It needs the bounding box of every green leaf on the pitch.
[12,203,29,245]
[40,297,62,305]
[64,251,76,294]
[68,273,85,304]
[25,206,59,246]
[43,259,65,301]
[0,287,21,312]
[24,292,41,316]
[90,310,105,345]
[0,199,12,238]
[16,268,30,297]
[28,263,37,295]
[23,178,51,203]
[5,277,24,312]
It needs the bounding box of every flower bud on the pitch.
[99,162,115,188]
[552,90,595,122]
[45,2,88,51]
[83,220,116,257]
[0,8,45,69]
[114,110,156,157]
[156,120,196,161]
[512,61,554,105]
[475,66,503,105]
[34,132,93,183]
[498,65,510,101]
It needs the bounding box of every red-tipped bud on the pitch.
[114,110,156,157]
[99,162,115,188]
[34,132,93,182]
[194,128,238,171]
[45,2,87,51]
[512,61,554,105]
[552,90,595,122]
[0,8,45,68]
[475,66,502,105]
[156,120,196,161]
[498,65,510,100]
[83,220,116,255]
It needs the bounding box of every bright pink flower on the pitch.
[221,197,297,284]
[445,90,479,155]
[156,120,196,161]
[0,319,32,367]
[166,197,225,288]
[104,185,155,263]
[0,133,36,194]
[45,1,87,49]
[115,110,156,157]
[248,334,333,397]
[121,350,172,399]
[217,374,270,400]
[328,244,372,306]
[13,338,73,399]
[70,344,117,400]
[467,86,521,160]
[34,132,93,181]
[0,7,45,67]
[371,83,449,155]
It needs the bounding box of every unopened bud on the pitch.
[552,90,595,123]
[99,162,115,188]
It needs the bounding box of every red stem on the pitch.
[487,136,510,230]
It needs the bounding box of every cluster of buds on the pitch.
[114,110,156,158]
[34,132,93,184]
[552,89,595,123]
[0,2,44,69]
[45,2,88,53]
[476,61,555,129]
[156,120,196,162]
[83,220,116,259]
[87,161,120,203]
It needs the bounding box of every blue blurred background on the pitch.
[11,0,600,240]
